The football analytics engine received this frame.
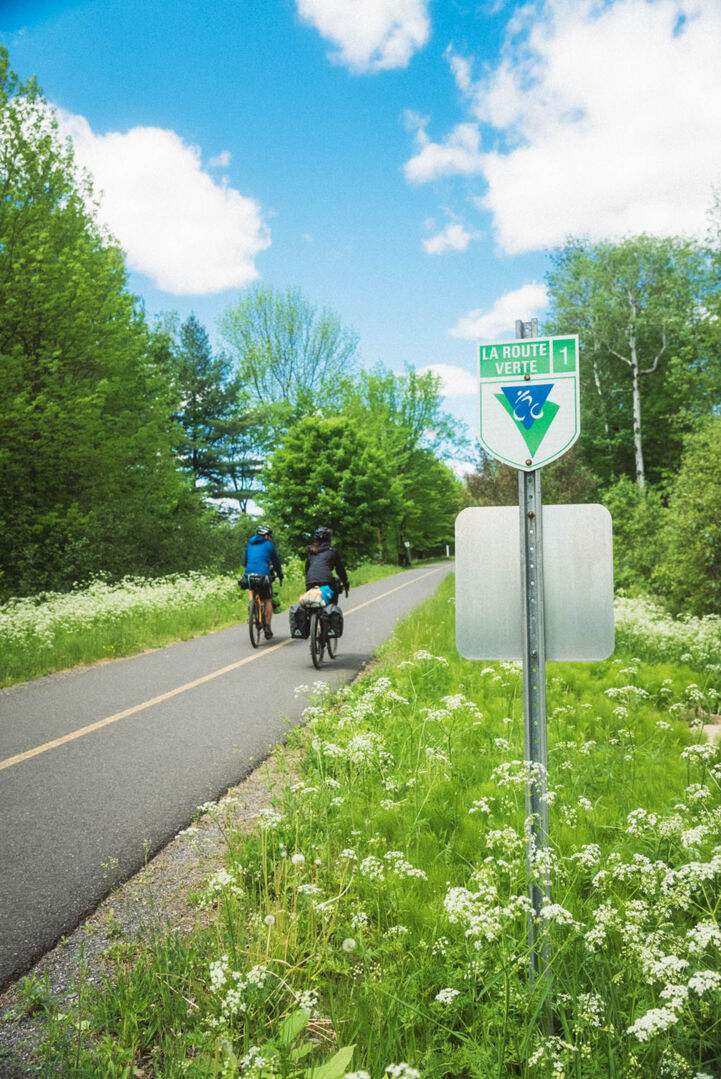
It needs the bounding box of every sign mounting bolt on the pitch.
[526,458,533,466]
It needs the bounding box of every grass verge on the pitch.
[0,561,405,688]
[7,575,721,1077]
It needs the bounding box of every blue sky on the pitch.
[2,0,720,452]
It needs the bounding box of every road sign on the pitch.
[478,334,580,470]
[455,504,614,661]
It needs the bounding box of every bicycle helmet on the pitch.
[256,525,272,537]
[313,526,332,543]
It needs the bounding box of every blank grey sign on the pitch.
[455,504,614,661]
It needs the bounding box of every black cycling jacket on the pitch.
[305,544,349,590]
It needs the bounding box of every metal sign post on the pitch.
[516,320,552,998]
[460,315,614,1033]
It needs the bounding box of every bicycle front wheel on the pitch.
[326,632,338,659]
[310,611,325,669]
[249,596,262,648]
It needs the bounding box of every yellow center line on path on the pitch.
[0,567,445,773]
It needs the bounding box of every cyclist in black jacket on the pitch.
[305,526,349,599]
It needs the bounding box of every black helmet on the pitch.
[313,526,331,543]
[256,525,272,537]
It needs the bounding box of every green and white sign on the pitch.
[478,334,580,470]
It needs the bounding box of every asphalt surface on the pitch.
[0,564,451,991]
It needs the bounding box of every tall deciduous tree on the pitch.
[220,284,359,424]
[336,367,465,559]
[545,235,717,489]
[0,49,193,594]
[261,416,401,565]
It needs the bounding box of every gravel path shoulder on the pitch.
[0,748,298,1077]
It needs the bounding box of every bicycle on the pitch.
[247,573,278,648]
[309,606,338,669]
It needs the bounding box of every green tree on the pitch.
[399,449,462,559]
[545,235,717,489]
[463,446,597,508]
[336,366,465,559]
[220,285,359,425]
[601,476,665,594]
[167,314,238,489]
[0,49,195,594]
[656,416,721,616]
[260,416,401,565]
[156,312,273,514]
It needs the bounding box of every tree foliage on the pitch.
[463,446,597,508]
[545,235,718,489]
[0,49,210,594]
[220,285,359,425]
[336,367,464,558]
[656,416,721,616]
[261,416,401,565]
[166,315,238,488]
[158,313,270,514]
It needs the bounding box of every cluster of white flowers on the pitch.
[359,856,385,882]
[0,571,236,650]
[385,1065,421,1079]
[205,867,242,898]
[297,883,322,896]
[604,685,650,703]
[294,680,332,701]
[240,1046,271,1072]
[345,731,387,765]
[256,808,283,830]
[615,595,721,667]
[434,987,460,1004]
[383,851,428,881]
[443,874,532,945]
[682,743,719,764]
[295,988,319,1013]
[208,959,271,1018]
[413,649,449,666]
[539,903,580,928]
[627,1005,681,1042]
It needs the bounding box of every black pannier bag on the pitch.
[289,602,310,639]
[322,603,344,639]
[248,573,271,598]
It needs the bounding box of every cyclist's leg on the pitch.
[262,595,273,637]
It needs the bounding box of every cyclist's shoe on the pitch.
[264,628,274,640]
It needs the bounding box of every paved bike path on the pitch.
[0,564,451,990]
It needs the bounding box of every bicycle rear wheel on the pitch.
[310,611,325,669]
[326,632,338,659]
[249,596,262,648]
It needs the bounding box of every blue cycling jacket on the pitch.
[244,535,283,578]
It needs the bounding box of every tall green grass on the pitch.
[23,577,721,1077]
[0,561,405,688]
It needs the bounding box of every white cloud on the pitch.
[207,149,232,168]
[57,111,270,295]
[297,0,430,73]
[423,221,474,254]
[407,0,721,252]
[404,122,485,184]
[450,283,548,340]
[419,363,478,396]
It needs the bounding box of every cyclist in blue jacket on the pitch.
[244,525,283,639]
